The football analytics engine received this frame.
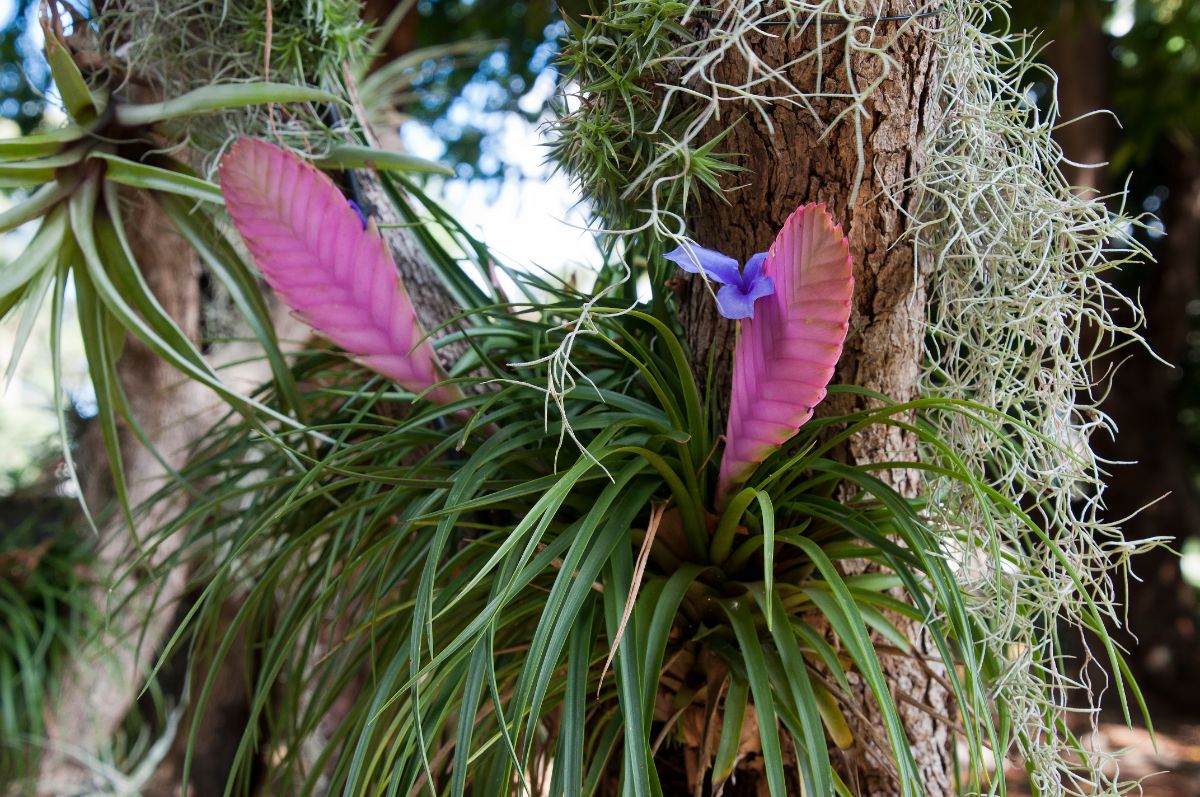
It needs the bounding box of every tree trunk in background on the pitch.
[37,193,213,791]
[678,4,950,793]
[1042,0,1112,195]
[1040,0,1200,711]
[1100,148,1200,711]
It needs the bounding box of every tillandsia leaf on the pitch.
[313,144,455,176]
[717,203,853,504]
[0,180,72,233]
[0,125,85,160]
[40,8,98,124]
[219,138,461,404]
[115,84,335,127]
[89,152,224,204]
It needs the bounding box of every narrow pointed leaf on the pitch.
[0,180,71,233]
[718,203,853,503]
[90,152,224,203]
[3,263,54,390]
[722,601,788,796]
[0,205,68,300]
[74,265,136,536]
[0,125,84,159]
[0,145,86,181]
[116,83,334,127]
[314,144,454,176]
[41,16,97,123]
[219,138,460,403]
[710,674,749,784]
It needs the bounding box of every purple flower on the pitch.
[664,242,775,320]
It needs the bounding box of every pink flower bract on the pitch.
[717,203,854,503]
[219,138,459,405]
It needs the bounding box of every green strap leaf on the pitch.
[0,125,85,160]
[747,585,834,797]
[448,638,492,797]
[792,535,923,797]
[47,236,99,536]
[0,180,71,233]
[723,600,789,797]
[710,674,749,784]
[73,264,137,539]
[115,83,336,127]
[90,152,224,204]
[517,467,652,765]
[41,18,97,123]
[314,144,454,176]
[639,563,708,729]
[0,145,87,187]
[0,205,68,300]
[2,263,54,391]
[603,537,662,797]
[552,602,595,797]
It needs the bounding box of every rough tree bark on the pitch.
[677,3,951,794]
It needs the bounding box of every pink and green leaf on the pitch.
[717,203,853,504]
[219,138,460,405]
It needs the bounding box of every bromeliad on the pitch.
[681,205,853,505]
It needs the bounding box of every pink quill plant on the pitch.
[219,138,461,405]
[713,203,854,504]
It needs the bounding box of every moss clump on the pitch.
[93,0,368,152]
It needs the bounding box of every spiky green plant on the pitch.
[114,243,1144,796]
[544,0,1163,792]
[0,3,460,533]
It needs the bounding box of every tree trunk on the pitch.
[37,192,211,792]
[1041,0,1112,195]
[678,4,951,794]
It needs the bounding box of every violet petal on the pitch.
[664,242,741,285]
[716,284,760,320]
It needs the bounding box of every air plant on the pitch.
[0,5,455,530]
[118,165,1117,796]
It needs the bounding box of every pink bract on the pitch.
[717,203,854,504]
[219,138,459,405]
